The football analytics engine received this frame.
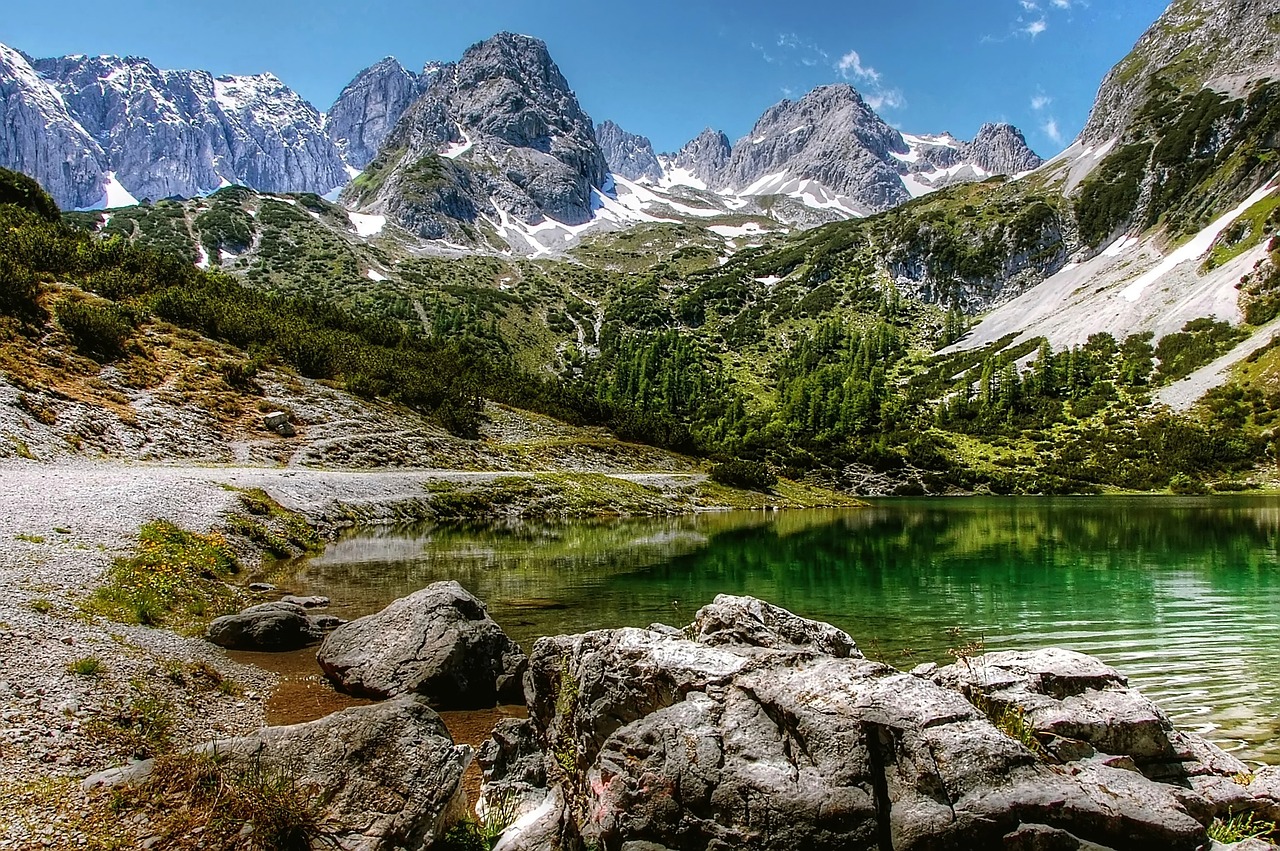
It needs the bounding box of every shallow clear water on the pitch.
[287,497,1280,763]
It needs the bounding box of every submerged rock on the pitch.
[478,594,1279,851]
[317,580,527,708]
[206,601,322,651]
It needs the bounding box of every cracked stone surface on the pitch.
[478,594,1280,851]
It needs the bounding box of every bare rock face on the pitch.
[595,120,663,183]
[1080,0,1280,146]
[0,43,106,210]
[317,580,527,708]
[204,695,472,851]
[324,57,431,170]
[962,123,1043,176]
[668,127,732,187]
[30,53,348,203]
[477,594,1280,851]
[351,32,609,241]
[719,84,908,214]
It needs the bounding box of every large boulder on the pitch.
[205,695,471,850]
[86,696,472,851]
[931,648,1252,778]
[206,601,322,651]
[317,580,527,708]
[475,594,1280,851]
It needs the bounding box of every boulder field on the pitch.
[189,588,1278,850]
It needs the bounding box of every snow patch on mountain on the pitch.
[949,177,1280,351]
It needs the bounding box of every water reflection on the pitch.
[286,497,1280,763]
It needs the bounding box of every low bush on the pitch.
[54,298,137,361]
[710,459,778,492]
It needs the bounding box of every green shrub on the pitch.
[54,298,137,361]
[68,656,103,677]
[710,460,778,492]
[1169,472,1209,495]
[0,167,59,221]
[86,520,243,629]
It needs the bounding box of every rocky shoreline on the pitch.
[2,457,1278,849]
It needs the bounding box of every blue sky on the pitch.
[3,0,1170,156]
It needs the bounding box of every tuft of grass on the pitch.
[85,684,174,759]
[84,520,244,629]
[1207,810,1277,844]
[103,751,323,851]
[15,533,45,544]
[161,659,241,696]
[227,488,321,557]
[29,597,52,614]
[67,656,103,677]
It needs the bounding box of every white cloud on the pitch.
[1019,0,1039,9]
[1051,0,1071,7]
[837,50,881,84]
[1042,118,1064,145]
[865,89,906,111]
[1031,93,1052,111]
[1024,18,1048,36]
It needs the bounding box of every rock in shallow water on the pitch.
[317,580,527,708]
[477,594,1279,851]
[206,601,322,651]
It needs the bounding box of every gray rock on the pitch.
[203,695,472,851]
[596,120,662,183]
[492,595,1243,851]
[29,53,348,204]
[206,601,321,652]
[0,43,107,210]
[1080,0,1280,146]
[719,84,908,213]
[962,122,1043,175]
[351,33,608,244]
[934,648,1249,778]
[667,127,732,188]
[690,593,860,658]
[324,57,431,170]
[308,614,348,633]
[80,758,155,791]
[317,580,527,708]
[280,594,330,609]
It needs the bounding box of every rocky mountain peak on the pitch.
[962,122,1043,175]
[350,31,609,241]
[596,120,663,183]
[720,82,909,213]
[0,42,107,210]
[669,128,733,188]
[1080,0,1280,145]
[10,46,348,205]
[326,56,425,169]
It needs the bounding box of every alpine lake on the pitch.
[280,496,1280,764]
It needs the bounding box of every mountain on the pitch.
[0,43,109,210]
[345,32,609,243]
[945,0,1280,353]
[1079,0,1280,146]
[29,52,347,204]
[716,84,910,215]
[595,120,662,183]
[635,87,1042,222]
[324,57,434,170]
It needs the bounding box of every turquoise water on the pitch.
[288,497,1280,763]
